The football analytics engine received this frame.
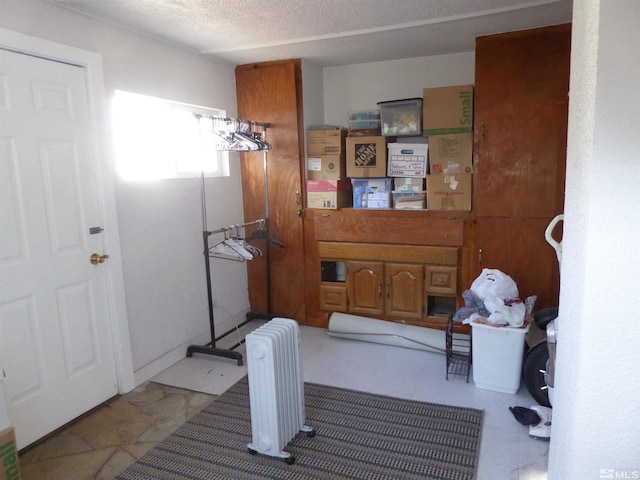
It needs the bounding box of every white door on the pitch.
[0,48,119,449]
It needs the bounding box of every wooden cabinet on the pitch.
[472,24,570,309]
[346,261,424,320]
[347,261,384,316]
[383,263,424,320]
[304,209,471,329]
[315,238,465,331]
[235,59,307,320]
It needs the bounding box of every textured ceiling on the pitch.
[49,0,573,66]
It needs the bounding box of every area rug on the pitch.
[116,377,483,480]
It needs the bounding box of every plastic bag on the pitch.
[470,268,519,300]
[464,268,526,327]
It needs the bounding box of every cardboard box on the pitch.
[392,190,426,209]
[0,428,21,480]
[387,143,428,177]
[351,178,392,209]
[306,179,352,209]
[428,133,473,174]
[426,174,472,211]
[393,177,425,192]
[307,155,346,180]
[307,128,347,156]
[423,85,474,136]
[346,136,390,178]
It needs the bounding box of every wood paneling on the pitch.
[472,24,571,309]
[313,209,466,246]
[236,59,306,320]
[473,217,561,310]
[318,242,459,266]
[473,24,570,218]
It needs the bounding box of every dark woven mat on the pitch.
[116,377,483,480]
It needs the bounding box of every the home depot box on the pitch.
[307,128,347,156]
[306,179,352,209]
[423,85,474,136]
[426,174,472,211]
[346,136,390,178]
[307,155,346,180]
[387,143,428,177]
[0,427,21,480]
[428,133,473,174]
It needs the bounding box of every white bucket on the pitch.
[470,321,530,394]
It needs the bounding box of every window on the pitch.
[112,90,229,181]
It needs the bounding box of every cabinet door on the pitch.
[473,217,561,309]
[347,261,384,316]
[319,284,347,312]
[425,266,457,295]
[474,24,570,218]
[385,263,424,320]
[236,60,306,320]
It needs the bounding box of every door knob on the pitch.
[90,253,109,265]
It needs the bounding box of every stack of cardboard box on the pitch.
[387,142,428,209]
[306,127,351,209]
[345,98,428,210]
[423,85,474,211]
[306,86,474,212]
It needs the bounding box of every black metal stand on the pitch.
[186,120,279,365]
[445,316,472,382]
[186,231,247,365]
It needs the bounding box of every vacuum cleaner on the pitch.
[513,214,563,440]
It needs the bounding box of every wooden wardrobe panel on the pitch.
[473,24,571,218]
[473,217,561,310]
[236,59,306,321]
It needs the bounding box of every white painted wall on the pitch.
[302,60,325,131]
[548,1,640,477]
[323,52,475,127]
[0,381,8,431]
[0,0,249,385]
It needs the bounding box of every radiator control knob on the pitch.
[250,344,266,360]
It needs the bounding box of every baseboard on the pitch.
[131,310,253,389]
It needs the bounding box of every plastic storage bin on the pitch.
[348,110,381,129]
[351,177,392,209]
[470,321,530,394]
[392,190,426,209]
[377,98,423,136]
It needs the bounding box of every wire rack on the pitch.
[446,316,472,382]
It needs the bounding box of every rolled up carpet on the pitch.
[327,312,455,354]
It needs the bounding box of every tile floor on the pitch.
[18,323,550,480]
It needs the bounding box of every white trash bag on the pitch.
[466,268,526,327]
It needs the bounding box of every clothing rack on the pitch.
[186,116,280,365]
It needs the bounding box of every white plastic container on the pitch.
[470,321,530,394]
